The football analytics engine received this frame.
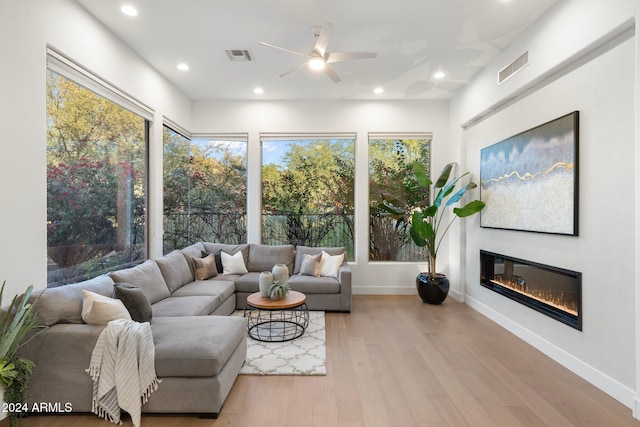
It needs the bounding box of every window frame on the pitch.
[368,132,432,262]
[260,133,356,259]
[46,51,152,286]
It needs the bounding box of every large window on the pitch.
[163,129,247,252]
[369,134,431,261]
[261,135,354,259]
[46,70,148,287]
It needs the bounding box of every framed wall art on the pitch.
[480,111,579,235]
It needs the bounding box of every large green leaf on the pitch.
[423,205,437,217]
[434,163,454,188]
[411,211,427,237]
[453,200,486,217]
[410,227,427,247]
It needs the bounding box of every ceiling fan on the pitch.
[259,23,377,83]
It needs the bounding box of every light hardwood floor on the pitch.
[4,295,640,426]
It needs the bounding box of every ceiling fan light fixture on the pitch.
[120,5,138,17]
[308,56,326,71]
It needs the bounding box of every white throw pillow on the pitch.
[81,290,131,325]
[221,250,248,275]
[319,251,345,279]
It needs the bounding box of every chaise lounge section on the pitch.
[21,242,350,416]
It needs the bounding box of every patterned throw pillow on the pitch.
[299,253,322,277]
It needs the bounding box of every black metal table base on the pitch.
[244,303,309,342]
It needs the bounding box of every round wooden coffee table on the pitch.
[244,290,309,342]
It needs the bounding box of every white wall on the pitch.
[191,100,454,295]
[450,0,640,413]
[0,0,191,299]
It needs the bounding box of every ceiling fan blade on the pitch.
[279,62,309,78]
[259,41,306,56]
[324,63,341,83]
[326,52,377,63]
[312,22,332,57]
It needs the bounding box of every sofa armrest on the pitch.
[338,263,352,312]
[18,323,105,412]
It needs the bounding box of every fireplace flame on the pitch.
[491,277,578,316]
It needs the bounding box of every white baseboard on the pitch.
[353,286,463,301]
[353,286,416,295]
[465,294,638,413]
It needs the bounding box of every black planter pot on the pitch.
[416,273,450,304]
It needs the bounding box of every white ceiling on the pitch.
[76,0,559,101]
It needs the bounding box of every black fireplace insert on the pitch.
[480,250,582,330]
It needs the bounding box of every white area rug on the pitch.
[233,310,326,375]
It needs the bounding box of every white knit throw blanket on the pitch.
[86,319,160,427]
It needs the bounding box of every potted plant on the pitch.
[0,282,45,426]
[379,162,485,304]
[268,281,290,300]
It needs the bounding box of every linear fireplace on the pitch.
[480,250,582,330]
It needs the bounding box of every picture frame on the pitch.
[480,111,579,235]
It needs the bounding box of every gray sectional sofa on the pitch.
[20,243,350,417]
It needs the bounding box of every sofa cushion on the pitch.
[288,275,340,294]
[233,272,261,293]
[294,246,345,274]
[151,316,246,377]
[180,242,207,277]
[193,253,217,280]
[29,275,115,326]
[247,244,295,274]
[81,290,131,324]
[171,279,235,303]
[109,259,170,304]
[151,296,219,317]
[155,250,194,292]
[113,283,153,323]
[201,243,249,273]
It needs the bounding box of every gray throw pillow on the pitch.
[113,283,152,323]
[299,253,322,277]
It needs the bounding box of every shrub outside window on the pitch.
[46,70,148,287]
[261,135,354,260]
[163,129,247,252]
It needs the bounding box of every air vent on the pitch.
[498,51,528,85]
[225,49,253,62]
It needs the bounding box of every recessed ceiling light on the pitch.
[433,71,446,79]
[177,63,189,71]
[254,87,264,94]
[373,87,384,94]
[120,5,138,16]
